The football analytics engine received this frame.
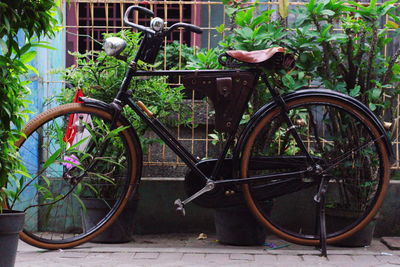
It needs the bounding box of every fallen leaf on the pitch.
[197,233,207,240]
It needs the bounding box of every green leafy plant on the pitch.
[286,0,400,115]
[187,48,223,70]
[60,30,191,137]
[156,41,197,70]
[216,0,400,116]
[0,0,60,211]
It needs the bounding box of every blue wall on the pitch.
[16,9,66,230]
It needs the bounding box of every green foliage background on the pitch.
[192,0,400,125]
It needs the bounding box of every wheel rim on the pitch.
[12,104,138,248]
[241,97,389,244]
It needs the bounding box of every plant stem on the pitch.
[345,30,356,90]
[382,47,400,85]
[366,27,378,91]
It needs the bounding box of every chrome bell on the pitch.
[150,17,164,32]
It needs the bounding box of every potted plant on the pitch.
[0,1,59,265]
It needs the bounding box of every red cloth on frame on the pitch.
[63,88,84,146]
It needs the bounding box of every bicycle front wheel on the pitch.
[12,103,141,249]
[240,95,390,245]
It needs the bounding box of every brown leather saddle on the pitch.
[219,47,295,69]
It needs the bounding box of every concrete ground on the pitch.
[15,234,400,267]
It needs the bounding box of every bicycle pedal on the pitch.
[174,199,186,216]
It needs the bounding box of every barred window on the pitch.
[66,1,200,66]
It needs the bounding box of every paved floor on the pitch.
[16,234,400,267]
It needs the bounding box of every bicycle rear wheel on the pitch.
[240,95,390,245]
[11,103,141,249]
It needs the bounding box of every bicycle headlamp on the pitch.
[103,37,127,56]
[150,17,164,32]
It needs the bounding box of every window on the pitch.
[66,1,200,66]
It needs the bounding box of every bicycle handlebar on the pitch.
[124,5,202,36]
[124,6,155,35]
[167,23,202,35]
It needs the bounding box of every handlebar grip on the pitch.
[167,23,203,34]
[124,6,155,34]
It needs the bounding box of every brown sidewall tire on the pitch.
[240,96,390,246]
[16,103,140,249]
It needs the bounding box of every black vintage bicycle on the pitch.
[13,6,393,255]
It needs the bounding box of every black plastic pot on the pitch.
[331,219,376,247]
[81,195,138,243]
[327,209,376,247]
[214,202,271,246]
[0,210,25,267]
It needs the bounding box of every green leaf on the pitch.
[298,71,305,80]
[42,147,63,170]
[321,24,332,37]
[321,10,335,16]
[3,16,10,34]
[20,43,32,55]
[350,85,360,97]
[326,33,347,41]
[236,27,253,40]
[369,103,376,111]
[41,175,51,187]
[75,183,82,195]
[95,157,124,168]
[20,50,37,64]
[87,172,115,185]
[86,182,99,194]
[307,0,317,12]
[215,24,225,34]
[31,43,57,50]
[0,39,8,55]
[370,88,381,100]
[68,136,90,151]
[15,169,31,179]
[73,193,87,213]
[386,21,399,29]
[25,64,39,75]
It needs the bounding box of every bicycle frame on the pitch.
[104,61,315,188]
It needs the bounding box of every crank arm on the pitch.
[174,180,215,216]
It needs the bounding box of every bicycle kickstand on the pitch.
[314,177,329,257]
